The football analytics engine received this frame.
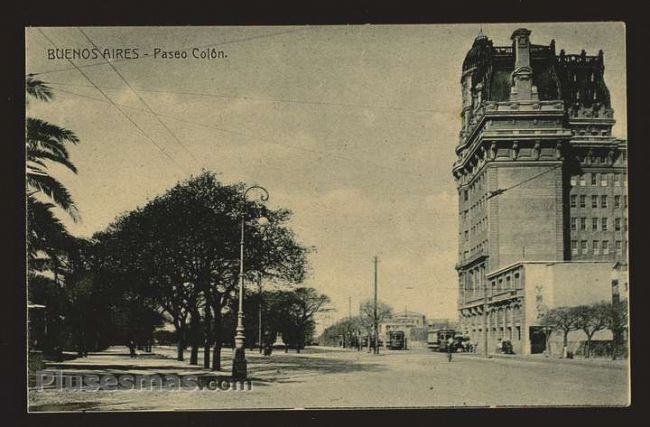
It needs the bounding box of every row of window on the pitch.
[570,194,627,209]
[462,172,487,200]
[462,194,487,220]
[461,240,488,261]
[468,327,522,342]
[464,217,487,239]
[571,239,626,255]
[570,172,627,187]
[570,216,627,232]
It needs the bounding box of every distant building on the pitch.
[379,311,427,346]
[427,318,459,331]
[453,28,628,355]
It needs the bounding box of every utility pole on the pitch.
[611,263,621,360]
[258,274,263,354]
[348,296,352,320]
[373,256,379,355]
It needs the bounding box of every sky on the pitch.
[25,23,627,332]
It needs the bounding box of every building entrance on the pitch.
[529,327,547,354]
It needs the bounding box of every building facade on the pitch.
[379,311,427,347]
[453,29,627,355]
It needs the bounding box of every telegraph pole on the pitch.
[258,274,263,354]
[373,256,379,355]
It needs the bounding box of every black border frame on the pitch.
[3,1,648,425]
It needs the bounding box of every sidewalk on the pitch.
[455,351,628,369]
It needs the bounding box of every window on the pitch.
[579,175,586,186]
[592,195,598,208]
[616,240,623,255]
[580,195,586,208]
[592,218,598,231]
[464,190,468,201]
[571,218,577,231]
[580,217,586,231]
[592,173,599,186]
[465,230,469,241]
[570,195,577,208]
[601,174,608,186]
[570,176,577,186]
[602,240,609,254]
[615,218,621,231]
[601,195,608,208]
[602,217,608,231]
[615,195,621,209]
[571,240,578,255]
[593,240,600,254]
[614,174,621,186]
[581,240,587,254]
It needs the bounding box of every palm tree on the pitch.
[26,76,54,104]
[26,77,80,272]
[26,118,80,220]
[27,195,72,280]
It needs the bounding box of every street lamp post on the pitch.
[373,256,379,355]
[232,185,269,380]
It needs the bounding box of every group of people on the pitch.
[445,337,515,359]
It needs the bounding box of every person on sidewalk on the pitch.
[127,340,137,358]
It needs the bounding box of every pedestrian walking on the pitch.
[447,336,454,362]
[128,340,137,358]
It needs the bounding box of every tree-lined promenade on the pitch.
[27,79,330,374]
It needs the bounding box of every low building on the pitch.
[379,311,428,348]
[458,260,628,355]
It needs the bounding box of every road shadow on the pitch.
[247,352,385,385]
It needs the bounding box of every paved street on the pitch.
[29,346,629,411]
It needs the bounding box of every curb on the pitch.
[455,352,627,369]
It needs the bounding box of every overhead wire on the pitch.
[36,29,188,175]
[50,86,439,181]
[43,81,439,115]
[76,27,200,164]
[487,164,563,199]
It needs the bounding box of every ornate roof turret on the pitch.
[462,30,492,72]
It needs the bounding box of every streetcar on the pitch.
[387,330,406,350]
[427,328,469,352]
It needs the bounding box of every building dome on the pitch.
[462,31,492,72]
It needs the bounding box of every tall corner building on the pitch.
[453,28,628,355]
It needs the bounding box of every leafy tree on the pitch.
[245,287,330,353]
[573,302,610,358]
[607,299,629,359]
[320,316,364,348]
[279,288,331,352]
[360,300,393,352]
[89,172,309,370]
[539,306,578,357]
